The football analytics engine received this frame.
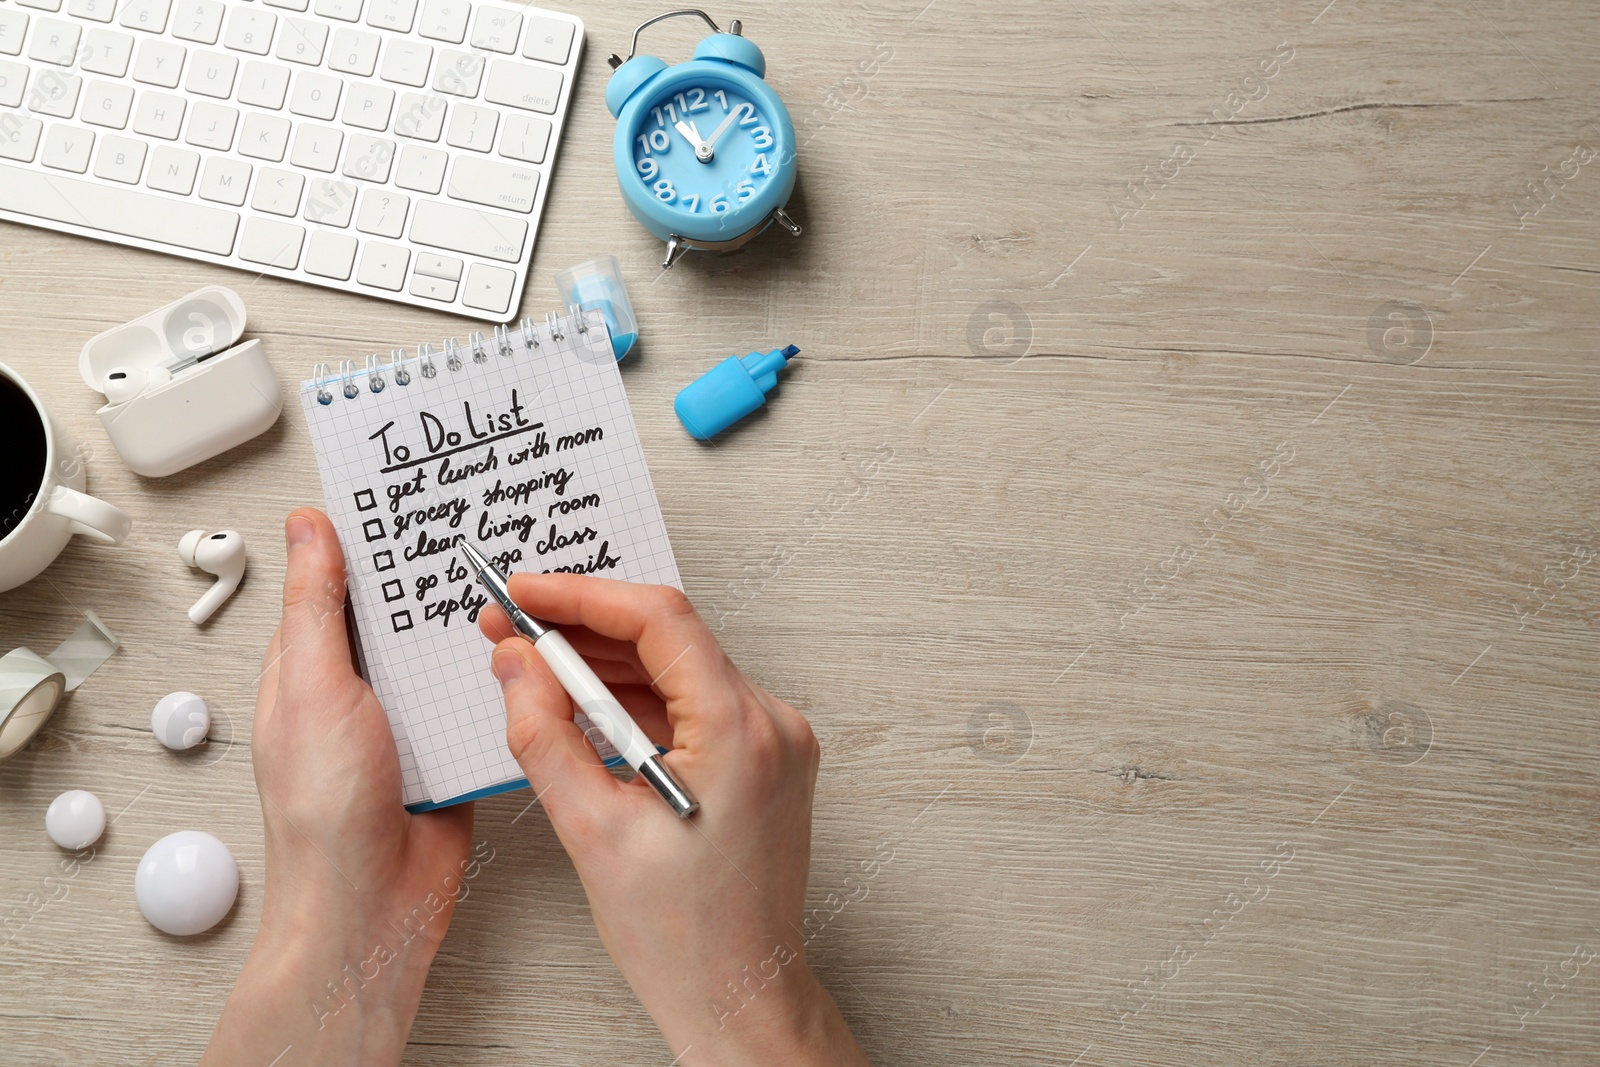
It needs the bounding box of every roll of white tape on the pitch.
[0,613,118,761]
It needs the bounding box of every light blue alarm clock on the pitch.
[605,11,801,268]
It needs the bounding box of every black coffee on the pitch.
[0,374,47,543]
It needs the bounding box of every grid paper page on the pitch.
[299,313,681,806]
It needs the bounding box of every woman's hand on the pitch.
[480,575,870,1066]
[203,508,474,1067]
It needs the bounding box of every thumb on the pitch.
[492,637,622,838]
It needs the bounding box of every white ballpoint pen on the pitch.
[461,543,700,818]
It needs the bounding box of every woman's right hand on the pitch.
[479,575,869,1066]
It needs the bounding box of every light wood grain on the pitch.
[3,0,1599,1063]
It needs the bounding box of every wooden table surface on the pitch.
[3,0,1598,1063]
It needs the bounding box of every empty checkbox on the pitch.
[362,518,386,542]
[373,550,395,572]
[382,579,404,602]
[353,489,377,511]
[391,610,414,633]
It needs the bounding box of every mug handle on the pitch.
[48,486,132,545]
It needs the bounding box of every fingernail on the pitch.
[492,649,524,687]
[286,516,314,550]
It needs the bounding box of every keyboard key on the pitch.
[197,153,249,203]
[146,144,199,192]
[42,123,93,171]
[393,91,443,140]
[432,48,480,96]
[275,17,326,64]
[289,70,341,118]
[483,59,559,113]
[82,79,134,128]
[239,110,290,159]
[378,38,429,85]
[314,0,363,22]
[497,112,548,163]
[356,240,408,289]
[93,133,146,182]
[237,60,289,107]
[263,0,309,10]
[289,121,341,170]
[184,51,237,97]
[341,81,392,129]
[416,0,466,43]
[250,166,303,215]
[132,38,186,86]
[409,273,456,301]
[341,131,393,181]
[364,0,415,32]
[223,8,274,54]
[305,230,357,278]
[410,198,523,261]
[184,100,236,149]
[394,143,443,192]
[415,252,460,279]
[0,117,44,160]
[0,58,27,106]
[303,176,355,224]
[171,0,224,43]
[469,6,516,53]
[353,187,405,237]
[0,161,240,252]
[446,155,535,213]
[27,70,79,116]
[444,101,493,151]
[239,215,304,267]
[520,14,572,64]
[67,0,117,22]
[132,91,185,137]
[15,0,62,11]
[81,29,134,75]
[327,27,378,75]
[0,11,28,55]
[461,261,513,313]
[28,18,80,65]
[118,0,172,33]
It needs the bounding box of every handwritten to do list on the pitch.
[300,313,681,809]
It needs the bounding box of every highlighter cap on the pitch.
[554,255,638,360]
[674,345,798,440]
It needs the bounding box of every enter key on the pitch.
[445,156,540,214]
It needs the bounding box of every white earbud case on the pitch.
[79,287,282,477]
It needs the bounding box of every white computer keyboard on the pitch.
[0,0,581,321]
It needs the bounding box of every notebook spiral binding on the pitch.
[310,305,593,406]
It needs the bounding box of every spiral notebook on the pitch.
[299,309,681,811]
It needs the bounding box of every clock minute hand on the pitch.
[701,107,742,152]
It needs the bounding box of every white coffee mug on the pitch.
[0,361,131,593]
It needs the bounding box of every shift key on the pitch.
[409,198,526,261]
[447,156,538,213]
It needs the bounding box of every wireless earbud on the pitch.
[179,530,246,624]
[102,365,172,405]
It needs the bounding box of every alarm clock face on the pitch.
[629,80,782,229]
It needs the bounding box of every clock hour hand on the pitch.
[675,119,716,163]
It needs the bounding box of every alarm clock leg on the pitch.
[772,207,803,237]
[662,236,690,269]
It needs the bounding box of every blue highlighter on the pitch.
[554,256,638,360]
[674,344,798,440]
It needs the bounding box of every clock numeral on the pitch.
[637,158,659,181]
[735,102,758,126]
[676,88,708,113]
[653,179,677,202]
[637,129,670,155]
[710,194,731,213]
[651,102,679,126]
[682,193,700,212]
[734,178,757,202]
[713,89,729,110]
[750,126,774,150]
[751,153,773,177]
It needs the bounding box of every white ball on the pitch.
[134,831,239,936]
[45,790,106,850]
[151,691,210,750]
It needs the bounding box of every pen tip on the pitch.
[461,543,487,568]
